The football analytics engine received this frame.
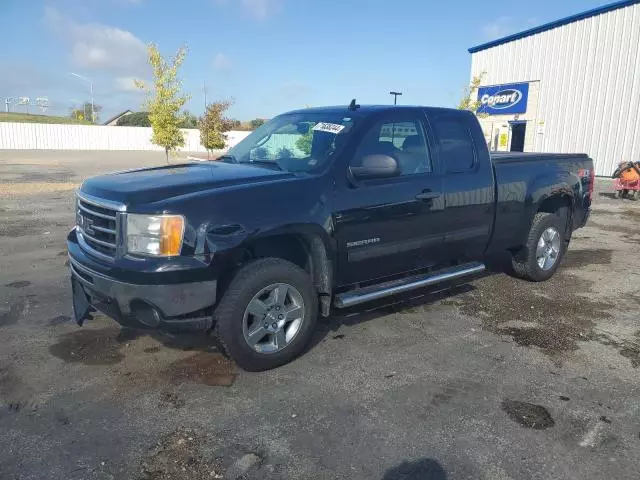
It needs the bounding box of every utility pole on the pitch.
[203,81,209,159]
[70,72,94,122]
[390,91,402,105]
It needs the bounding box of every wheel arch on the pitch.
[219,224,334,314]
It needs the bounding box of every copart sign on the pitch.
[477,82,529,115]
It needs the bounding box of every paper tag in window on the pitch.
[313,122,345,134]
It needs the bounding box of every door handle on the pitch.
[416,191,442,200]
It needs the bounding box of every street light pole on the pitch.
[389,91,402,105]
[70,72,94,122]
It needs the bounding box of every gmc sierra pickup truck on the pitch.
[68,103,594,371]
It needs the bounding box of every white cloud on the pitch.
[482,16,514,39]
[44,6,148,76]
[215,0,283,20]
[213,53,231,70]
[114,76,144,92]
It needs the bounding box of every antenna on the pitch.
[348,99,360,111]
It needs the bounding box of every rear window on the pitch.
[432,118,476,173]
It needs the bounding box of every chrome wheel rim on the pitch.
[536,227,561,271]
[242,283,305,354]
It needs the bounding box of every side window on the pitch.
[431,117,476,173]
[352,117,432,175]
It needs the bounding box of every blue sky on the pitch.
[2,0,608,121]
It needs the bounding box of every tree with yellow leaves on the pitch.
[200,100,234,155]
[458,72,488,118]
[136,44,190,162]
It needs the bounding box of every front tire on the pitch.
[213,258,318,371]
[512,211,567,282]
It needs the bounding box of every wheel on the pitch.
[615,190,624,199]
[511,211,567,282]
[213,258,318,371]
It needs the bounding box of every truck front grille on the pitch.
[76,192,125,261]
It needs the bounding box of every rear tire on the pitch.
[512,211,567,282]
[213,258,318,371]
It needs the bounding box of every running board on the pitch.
[334,262,485,309]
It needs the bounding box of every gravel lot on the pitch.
[1,150,639,480]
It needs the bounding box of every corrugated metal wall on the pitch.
[470,2,640,176]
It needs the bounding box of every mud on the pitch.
[562,249,613,268]
[588,221,639,236]
[139,427,223,480]
[164,352,236,387]
[5,280,31,288]
[594,333,640,368]
[455,272,612,361]
[48,327,127,365]
[501,400,555,429]
[621,209,640,220]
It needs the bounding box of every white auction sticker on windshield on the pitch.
[313,122,345,134]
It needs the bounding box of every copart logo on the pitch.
[481,89,523,109]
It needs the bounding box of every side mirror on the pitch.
[350,154,400,180]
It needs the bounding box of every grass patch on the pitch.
[0,112,93,125]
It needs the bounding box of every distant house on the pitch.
[103,110,133,126]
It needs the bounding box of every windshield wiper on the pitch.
[249,160,283,171]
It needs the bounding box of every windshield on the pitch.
[225,111,357,173]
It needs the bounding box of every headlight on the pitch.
[126,214,185,257]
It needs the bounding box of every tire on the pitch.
[213,258,318,371]
[615,190,624,199]
[511,211,567,282]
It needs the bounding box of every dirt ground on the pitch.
[1,150,639,480]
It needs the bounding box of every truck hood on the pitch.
[80,161,294,206]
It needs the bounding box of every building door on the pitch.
[510,122,526,152]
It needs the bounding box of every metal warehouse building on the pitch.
[469,0,640,176]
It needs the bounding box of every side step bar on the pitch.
[334,262,485,309]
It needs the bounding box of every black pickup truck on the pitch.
[68,104,594,370]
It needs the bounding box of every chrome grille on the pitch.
[76,192,125,261]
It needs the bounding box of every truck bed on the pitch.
[490,152,590,164]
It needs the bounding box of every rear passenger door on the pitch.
[427,110,495,261]
[334,111,446,286]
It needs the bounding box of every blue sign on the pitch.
[477,82,529,115]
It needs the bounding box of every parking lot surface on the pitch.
[1,150,639,479]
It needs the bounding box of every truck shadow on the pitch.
[306,254,515,354]
[382,458,447,480]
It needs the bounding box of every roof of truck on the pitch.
[285,105,459,116]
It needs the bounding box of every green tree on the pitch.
[70,102,102,123]
[249,118,265,129]
[295,123,314,155]
[116,112,150,127]
[136,43,190,162]
[199,100,234,154]
[180,110,198,129]
[458,72,488,117]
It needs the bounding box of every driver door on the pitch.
[333,111,446,286]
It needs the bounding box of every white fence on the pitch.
[0,122,251,152]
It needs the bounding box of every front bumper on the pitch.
[69,255,217,330]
